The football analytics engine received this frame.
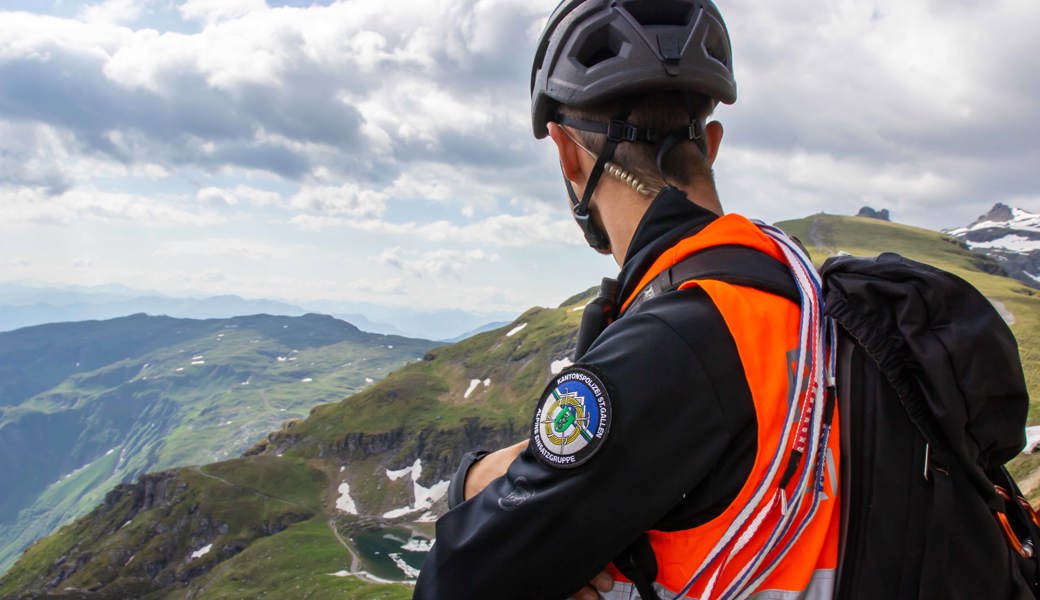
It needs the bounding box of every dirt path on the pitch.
[326,517,362,571]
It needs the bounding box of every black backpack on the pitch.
[619,246,1039,599]
[823,253,1038,599]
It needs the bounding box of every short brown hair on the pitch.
[560,91,715,193]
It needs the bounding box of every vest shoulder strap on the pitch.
[625,245,799,315]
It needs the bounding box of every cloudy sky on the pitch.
[0,0,1037,316]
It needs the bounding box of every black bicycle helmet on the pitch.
[530,0,736,253]
[531,0,736,139]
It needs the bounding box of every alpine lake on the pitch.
[351,525,434,581]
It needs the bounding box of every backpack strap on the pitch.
[613,244,799,594]
[625,245,799,315]
[613,534,663,600]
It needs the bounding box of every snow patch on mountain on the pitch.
[402,538,434,552]
[506,323,527,337]
[551,357,573,375]
[1024,426,1040,454]
[947,204,1040,290]
[967,235,1040,253]
[336,482,358,515]
[189,544,212,561]
[463,377,490,399]
[381,459,449,520]
[388,552,420,579]
[949,204,1040,236]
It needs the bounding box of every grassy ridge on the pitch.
[0,456,330,599]
[275,304,587,456]
[777,214,1040,413]
[166,518,411,600]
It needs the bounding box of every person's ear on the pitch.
[548,122,587,184]
[704,120,724,165]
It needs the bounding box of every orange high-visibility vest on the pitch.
[607,214,841,599]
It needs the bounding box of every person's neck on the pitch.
[599,179,723,265]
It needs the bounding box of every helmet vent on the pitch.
[620,1,694,27]
[703,27,728,65]
[576,25,624,68]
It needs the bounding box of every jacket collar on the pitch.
[615,186,719,310]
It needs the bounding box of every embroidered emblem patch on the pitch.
[532,368,611,469]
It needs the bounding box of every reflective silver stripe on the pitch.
[592,581,672,600]
[589,569,834,600]
[747,569,835,600]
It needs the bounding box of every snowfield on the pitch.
[189,544,212,561]
[966,234,1040,253]
[1025,427,1040,454]
[949,207,1040,236]
[463,378,491,399]
[336,482,358,515]
[551,357,574,375]
[381,459,449,520]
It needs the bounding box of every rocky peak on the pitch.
[947,203,1040,291]
[857,206,891,221]
[973,203,1015,225]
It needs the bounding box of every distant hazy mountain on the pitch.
[0,283,309,333]
[306,299,517,341]
[0,313,438,576]
[0,283,517,341]
[444,321,512,343]
[947,203,1040,289]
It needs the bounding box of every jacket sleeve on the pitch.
[414,291,755,599]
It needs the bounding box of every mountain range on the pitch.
[947,203,1040,290]
[0,313,438,577]
[1,212,1038,599]
[0,283,516,341]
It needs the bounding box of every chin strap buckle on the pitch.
[606,120,639,143]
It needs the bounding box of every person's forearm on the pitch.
[463,439,528,499]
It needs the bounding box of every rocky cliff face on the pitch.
[947,203,1040,290]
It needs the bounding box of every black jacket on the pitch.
[414,188,758,599]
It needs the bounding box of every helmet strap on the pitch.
[655,119,706,176]
[654,93,709,184]
[555,100,639,253]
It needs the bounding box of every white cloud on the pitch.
[289,206,578,248]
[0,187,225,227]
[380,247,498,278]
[155,237,312,260]
[196,185,281,207]
[290,184,387,217]
[79,0,143,25]
[179,0,268,27]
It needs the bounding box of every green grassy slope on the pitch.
[777,214,1040,412]
[0,313,438,576]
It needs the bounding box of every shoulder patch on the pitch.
[531,367,612,469]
